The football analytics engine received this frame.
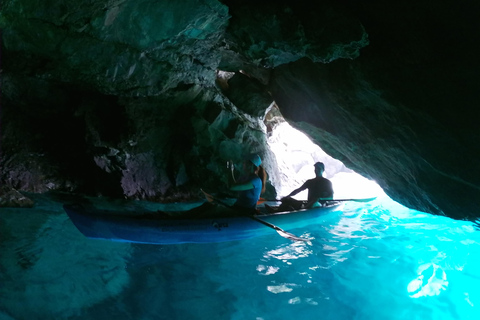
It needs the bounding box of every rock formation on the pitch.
[1,0,479,219]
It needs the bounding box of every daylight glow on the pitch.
[267,121,385,200]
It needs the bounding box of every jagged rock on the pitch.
[0,186,34,208]
[0,0,479,219]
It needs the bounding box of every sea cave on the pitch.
[2,1,480,319]
[2,0,479,220]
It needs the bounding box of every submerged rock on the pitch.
[0,186,34,208]
[0,213,132,319]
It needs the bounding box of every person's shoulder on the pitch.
[323,177,333,186]
[314,176,332,184]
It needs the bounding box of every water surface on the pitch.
[1,194,479,320]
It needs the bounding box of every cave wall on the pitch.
[1,0,479,219]
[1,74,273,200]
[0,0,272,201]
[265,1,480,219]
[268,58,479,219]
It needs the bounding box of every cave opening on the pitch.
[264,103,384,200]
[216,69,383,201]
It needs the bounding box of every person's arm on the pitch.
[285,183,308,198]
[230,181,254,191]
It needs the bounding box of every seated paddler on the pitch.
[169,154,267,218]
[228,154,267,212]
[265,162,333,213]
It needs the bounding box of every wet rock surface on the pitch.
[0,186,34,208]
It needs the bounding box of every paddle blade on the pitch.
[276,230,311,242]
[257,197,266,204]
[249,215,309,242]
[201,189,215,203]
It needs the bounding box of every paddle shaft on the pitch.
[258,197,377,204]
[201,190,308,242]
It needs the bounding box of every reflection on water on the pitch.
[0,213,132,320]
[1,193,480,320]
[264,240,313,262]
[407,263,448,298]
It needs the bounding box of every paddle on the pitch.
[200,189,309,242]
[321,197,378,202]
[257,196,377,204]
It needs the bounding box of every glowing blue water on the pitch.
[1,194,479,320]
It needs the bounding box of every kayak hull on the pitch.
[63,202,343,244]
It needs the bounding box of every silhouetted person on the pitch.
[266,162,333,212]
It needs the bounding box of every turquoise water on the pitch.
[1,194,479,320]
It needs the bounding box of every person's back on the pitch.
[304,175,333,204]
[231,154,267,210]
[234,173,263,209]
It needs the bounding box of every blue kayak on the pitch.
[63,202,343,244]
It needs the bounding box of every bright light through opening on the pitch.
[266,120,385,200]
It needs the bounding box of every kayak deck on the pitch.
[63,202,343,244]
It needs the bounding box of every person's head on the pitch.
[248,154,262,168]
[314,162,325,177]
[243,154,261,174]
